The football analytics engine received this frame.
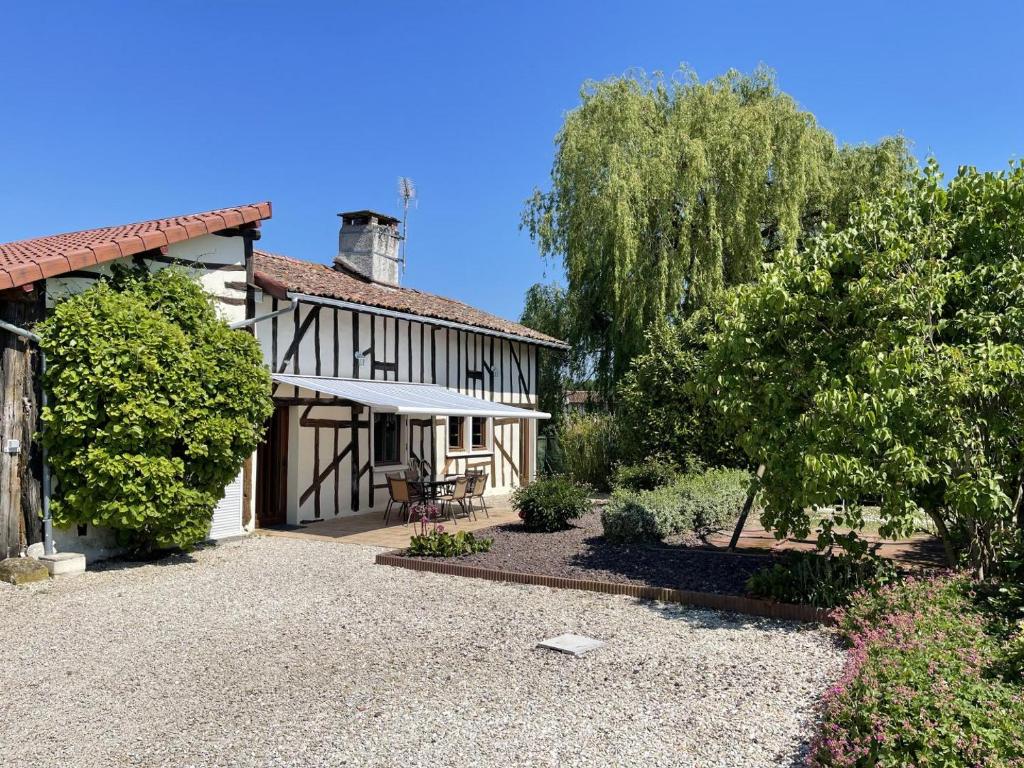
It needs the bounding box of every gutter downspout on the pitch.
[0,318,54,556]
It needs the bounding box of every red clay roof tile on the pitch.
[37,256,72,279]
[253,249,566,348]
[0,203,272,290]
[64,248,95,270]
[138,230,168,250]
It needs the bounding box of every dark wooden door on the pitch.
[256,406,289,527]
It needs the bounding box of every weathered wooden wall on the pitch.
[0,289,44,559]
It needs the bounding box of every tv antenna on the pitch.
[397,176,416,274]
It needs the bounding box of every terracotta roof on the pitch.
[565,390,602,405]
[254,249,567,348]
[0,203,272,290]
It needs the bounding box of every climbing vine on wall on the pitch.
[38,267,272,550]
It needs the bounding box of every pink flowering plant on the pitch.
[406,502,492,557]
[808,575,1024,767]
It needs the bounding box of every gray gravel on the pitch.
[0,536,843,768]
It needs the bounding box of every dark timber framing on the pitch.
[262,296,542,521]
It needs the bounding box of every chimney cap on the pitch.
[337,209,400,226]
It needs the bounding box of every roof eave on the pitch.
[1,202,273,291]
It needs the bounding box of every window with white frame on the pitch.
[447,415,492,454]
[448,416,465,451]
[373,412,403,466]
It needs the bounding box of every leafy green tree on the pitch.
[519,282,586,423]
[616,310,742,469]
[39,268,273,550]
[524,65,914,393]
[704,161,1024,576]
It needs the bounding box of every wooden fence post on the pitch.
[0,290,44,559]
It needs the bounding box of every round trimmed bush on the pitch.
[602,467,748,542]
[511,476,591,532]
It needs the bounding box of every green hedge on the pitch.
[601,468,748,542]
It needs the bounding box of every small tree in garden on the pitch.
[704,161,1024,576]
[39,268,273,551]
[616,311,742,469]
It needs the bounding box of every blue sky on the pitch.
[1,1,1021,321]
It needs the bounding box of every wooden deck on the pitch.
[255,498,519,549]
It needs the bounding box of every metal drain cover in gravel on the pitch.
[537,633,605,656]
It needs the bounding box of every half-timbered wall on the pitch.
[257,293,539,523]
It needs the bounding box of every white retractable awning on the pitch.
[272,374,550,419]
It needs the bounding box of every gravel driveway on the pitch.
[0,536,843,768]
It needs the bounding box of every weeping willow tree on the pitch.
[523,66,914,393]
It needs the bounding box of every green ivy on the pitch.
[38,267,273,551]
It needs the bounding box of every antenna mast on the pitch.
[397,176,416,274]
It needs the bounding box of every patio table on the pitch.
[409,478,456,502]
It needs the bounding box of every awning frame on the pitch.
[271,374,551,419]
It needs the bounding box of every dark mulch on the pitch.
[405,510,775,596]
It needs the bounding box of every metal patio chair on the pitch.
[466,471,490,519]
[437,476,471,523]
[384,475,419,526]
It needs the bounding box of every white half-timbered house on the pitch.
[0,203,565,560]
[249,210,566,527]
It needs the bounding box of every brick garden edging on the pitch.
[375,552,830,624]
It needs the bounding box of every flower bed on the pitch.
[402,509,773,596]
[808,576,1024,767]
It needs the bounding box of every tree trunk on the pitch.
[728,463,766,550]
[1014,476,1024,534]
[925,507,958,569]
[0,290,44,559]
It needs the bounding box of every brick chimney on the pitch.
[334,210,402,286]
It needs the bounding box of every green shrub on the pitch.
[407,530,492,557]
[809,576,1024,767]
[512,476,591,532]
[556,412,618,490]
[746,550,898,608]
[39,268,273,551]
[612,458,678,492]
[616,317,744,469]
[601,468,747,542]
